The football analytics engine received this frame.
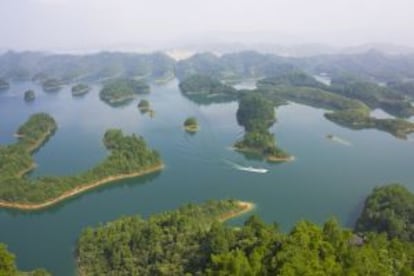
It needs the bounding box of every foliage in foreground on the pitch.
[77,192,414,275]
[355,183,414,242]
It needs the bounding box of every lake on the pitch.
[1,80,414,275]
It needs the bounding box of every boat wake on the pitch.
[224,160,268,174]
[326,134,352,146]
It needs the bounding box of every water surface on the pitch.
[1,80,414,275]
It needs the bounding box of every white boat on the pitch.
[236,166,268,173]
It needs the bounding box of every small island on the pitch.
[42,78,62,92]
[24,90,35,102]
[100,78,150,106]
[71,83,91,96]
[183,117,199,133]
[0,113,163,210]
[234,94,291,162]
[0,79,10,90]
[137,99,151,113]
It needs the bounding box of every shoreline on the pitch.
[183,125,199,133]
[232,146,294,163]
[219,201,255,222]
[0,164,164,211]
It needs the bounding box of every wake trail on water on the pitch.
[327,135,352,146]
[223,159,269,174]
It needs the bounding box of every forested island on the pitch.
[0,78,10,90]
[183,117,199,133]
[76,184,414,275]
[100,78,150,106]
[0,113,163,210]
[71,83,91,96]
[179,74,238,104]
[255,71,414,139]
[234,94,291,162]
[24,90,35,102]
[42,78,62,92]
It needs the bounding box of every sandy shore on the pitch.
[0,164,163,211]
[219,201,255,222]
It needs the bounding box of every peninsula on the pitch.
[0,113,163,210]
[77,199,255,275]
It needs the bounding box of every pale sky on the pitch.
[1,0,413,51]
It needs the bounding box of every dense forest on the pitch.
[100,78,150,106]
[234,93,290,161]
[355,184,414,242]
[0,114,162,207]
[0,243,50,276]
[77,185,414,275]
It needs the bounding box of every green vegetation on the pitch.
[100,78,150,106]
[235,94,290,161]
[77,200,251,275]
[0,114,162,209]
[355,184,414,242]
[137,99,150,112]
[178,74,238,105]
[41,79,62,92]
[183,117,199,133]
[24,90,35,102]
[330,75,414,118]
[257,73,414,139]
[0,79,10,90]
[71,83,91,96]
[0,243,50,276]
[77,195,414,275]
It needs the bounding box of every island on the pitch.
[257,72,414,139]
[71,83,91,96]
[234,94,291,162]
[178,74,238,104]
[76,188,413,275]
[42,78,62,92]
[100,78,150,106]
[0,78,10,90]
[24,89,35,102]
[183,117,199,133]
[0,113,163,210]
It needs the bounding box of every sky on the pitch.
[1,0,413,51]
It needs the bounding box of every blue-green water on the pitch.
[1,80,414,275]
